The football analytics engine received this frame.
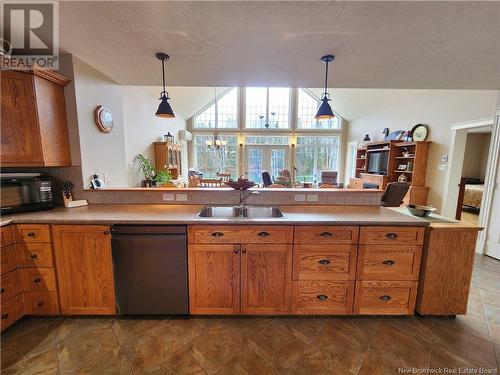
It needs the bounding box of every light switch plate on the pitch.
[294,194,306,202]
[162,193,175,201]
[307,194,319,202]
[176,194,188,201]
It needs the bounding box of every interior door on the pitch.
[246,146,289,184]
[240,243,292,314]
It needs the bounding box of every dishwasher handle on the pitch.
[111,225,187,235]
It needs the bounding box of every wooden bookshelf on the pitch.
[355,147,367,178]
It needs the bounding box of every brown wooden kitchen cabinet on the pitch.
[188,226,293,315]
[52,225,116,315]
[1,68,71,166]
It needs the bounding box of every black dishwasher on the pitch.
[111,225,188,314]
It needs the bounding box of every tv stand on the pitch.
[360,173,388,189]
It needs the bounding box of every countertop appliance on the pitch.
[0,173,53,214]
[111,225,188,314]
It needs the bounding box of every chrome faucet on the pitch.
[238,190,259,209]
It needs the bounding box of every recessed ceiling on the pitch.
[59,1,500,89]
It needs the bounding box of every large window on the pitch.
[245,87,290,129]
[295,136,340,182]
[297,89,340,130]
[194,88,238,129]
[194,135,238,178]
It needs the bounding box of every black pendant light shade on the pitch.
[315,55,335,120]
[155,52,175,118]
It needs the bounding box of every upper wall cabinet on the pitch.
[1,68,72,167]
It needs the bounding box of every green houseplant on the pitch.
[136,154,156,187]
[155,170,172,187]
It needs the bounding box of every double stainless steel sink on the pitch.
[197,206,284,218]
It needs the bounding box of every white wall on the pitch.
[121,86,187,187]
[71,56,128,187]
[462,133,491,180]
[344,89,498,210]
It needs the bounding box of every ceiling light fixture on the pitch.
[315,55,335,120]
[206,88,227,150]
[155,52,175,118]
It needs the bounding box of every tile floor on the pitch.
[1,254,499,375]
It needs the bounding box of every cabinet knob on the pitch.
[318,259,331,265]
[37,301,44,307]
[257,231,270,237]
[211,232,224,237]
[0,288,4,293]
[103,230,110,235]
[385,232,398,239]
[241,247,247,254]
[382,260,395,266]
[320,232,333,238]
[27,232,35,237]
[233,245,239,254]
[30,254,38,259]
[1,314,9,319]
[34,278,41,283]
[316,294,328,301]
[379,295,392,301]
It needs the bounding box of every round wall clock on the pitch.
[411,124,428,141]
[94,105,114,133]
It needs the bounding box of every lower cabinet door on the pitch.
[353,281,418,315]
[241,244,292,315]
[188,244,240,314]
[52,225,116,315]
[292,280,354,314]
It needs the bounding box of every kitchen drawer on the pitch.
[188,226,293,244]
[291,280,354,314]
[294,226,359,245]
[359,227,425,245]
[293,245,357,280]
[1,294,24,331]
[19,268,57,292]
[1,270,21,303]
[356,245,422,281]
[353,281,417,315]
[1,245,17,275]
[15,224,51,243]
[16,243,54,267]
[23,291,59,315]
[1,225,15,247]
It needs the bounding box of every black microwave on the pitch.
[0,173,54,214]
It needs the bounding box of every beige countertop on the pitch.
[389,207,483,230]
[1,204,429,227]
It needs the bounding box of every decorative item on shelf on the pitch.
[93,105,113,133]
[387,130,405,140]
[155,52,175,118]
[407,161,414,172]
[398,173,407,182]
[411,124,428,141]
[61,181,88,208]
[361,134,371,146]
[315,54,336,120]
[163,132,174,143]
[398,164,407,171]
[224,177,256,190]
[382,128,389,140]
[403,130,413,142]
[89,174,105,189]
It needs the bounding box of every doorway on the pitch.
[246,145,289,184]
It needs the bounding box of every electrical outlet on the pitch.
[176,194,188,201]
[162,193,175,201]
[128,161,135,169]
[294,194,306,202]
[307,194,318,202]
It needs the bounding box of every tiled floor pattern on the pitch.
[1,254,499,375]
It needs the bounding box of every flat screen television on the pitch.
[368,151,389,174]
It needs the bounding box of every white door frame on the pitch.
[345,141,359,185]
[245,145,290,181]
[441,117,499,254]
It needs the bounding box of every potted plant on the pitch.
[136,154,156,187]
[155,170,173,187]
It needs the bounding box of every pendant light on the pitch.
[206,88,226,150]
[315,55,335,120]
[155,52,175,118]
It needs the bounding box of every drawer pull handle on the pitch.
[37,301,44,307]
[382,260,395,266]
[257,232,270,237]
[0,288,4,293]
[27,232,35,237]
[241,247,247,254]
[1,314,9,319]
[34,278,41,283]
[320,232,333,238]
[211,232,224,237]
[317,294,328,301]
[385,232,398,239]
[380,295,392,301]
[233,245,239,254]
[103,230,110,235]
[30,254,38,259]
[318,259,331,265]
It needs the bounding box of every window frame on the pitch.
[192,87,239,129]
